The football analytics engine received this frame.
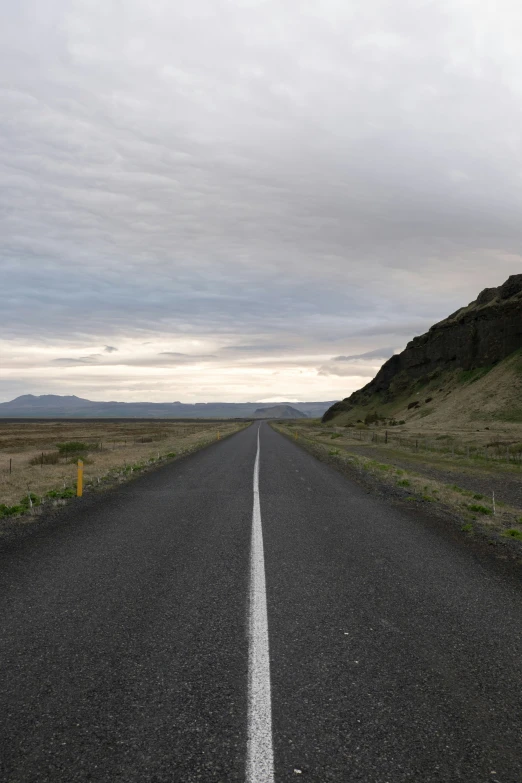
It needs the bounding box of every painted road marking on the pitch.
[246,426,275,783]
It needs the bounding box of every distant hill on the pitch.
[253,405,307,419]
[323,274,522,429]
[0,395,336,419]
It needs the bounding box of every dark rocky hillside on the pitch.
[323,274,522,423]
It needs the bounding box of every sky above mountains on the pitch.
[1,0,521,403]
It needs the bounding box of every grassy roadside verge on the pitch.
[0,421,249,533]
[271,422,522,559]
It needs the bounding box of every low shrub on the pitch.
[397,479,411,487]
[57,441,91,456]
[29,452,60,466]
[364,410,385,425]
[0,504,24,517]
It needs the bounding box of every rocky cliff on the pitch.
[323,274,522,422]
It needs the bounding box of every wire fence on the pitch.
[321,427,522,466]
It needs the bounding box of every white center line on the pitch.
[247,426,275,783]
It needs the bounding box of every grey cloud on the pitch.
[1,1,522,401]
[53,353,219,368]
[53,355,102,365]
[317,364,379,378]
[332,347,396,362]
[156,352,217,362]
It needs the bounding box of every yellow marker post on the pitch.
[217,431,221,440]
[77,459,83,497]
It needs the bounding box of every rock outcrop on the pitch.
[323,274,522,422]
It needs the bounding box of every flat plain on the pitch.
[0,419,246,511]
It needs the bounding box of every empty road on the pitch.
[1,422,521,782]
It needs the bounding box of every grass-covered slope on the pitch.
[324,275,522,429]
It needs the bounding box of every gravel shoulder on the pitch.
[272,424,522,567]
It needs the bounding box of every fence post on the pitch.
[77,460,83,497]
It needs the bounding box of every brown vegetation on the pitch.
[0,420,246,512]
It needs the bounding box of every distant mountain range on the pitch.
[253,404,307,419]
[0,394,336,419]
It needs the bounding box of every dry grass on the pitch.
[0,420,247,510]
[292,418,522,466]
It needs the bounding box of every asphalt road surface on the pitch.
[1,422,521,782]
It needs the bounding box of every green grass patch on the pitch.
[467,503,493,515]
[503,528,522,540]
[328,449,340,456]
[450,484,473,495]
[458,366,493,384]
[20,493,41,509]
[397,479,411,487]
[46,487,76,499]
[368,461,392,471]
[461,523,474,533]
[493,409,522,423]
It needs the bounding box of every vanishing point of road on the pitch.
[1,423,521,782]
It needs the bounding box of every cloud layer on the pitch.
[1,0,521,401]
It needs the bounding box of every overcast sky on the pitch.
[1,0,521,403]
